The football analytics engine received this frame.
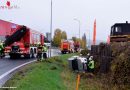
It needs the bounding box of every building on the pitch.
[46,32,51,42]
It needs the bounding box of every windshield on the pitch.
[111,26,122,35]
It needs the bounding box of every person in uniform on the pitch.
[37,44,43,61]
[42,45,48,60]
[0,41,4,58]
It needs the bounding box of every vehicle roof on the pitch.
[112,23,130,27]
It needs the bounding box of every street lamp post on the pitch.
[50,0,53,57]
[88,29,91,49]
[74,19,80,39]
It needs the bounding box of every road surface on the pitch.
[0,49,60,76]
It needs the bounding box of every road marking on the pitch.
[0,49,59,86]
[0,60,36,80]
[0,87,17,89]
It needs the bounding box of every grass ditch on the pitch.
[3,54,78,90]
[3,52,126,90]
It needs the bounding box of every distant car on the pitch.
[44,43,51,47]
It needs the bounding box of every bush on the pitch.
[80,48,89,56]
[110,43,130,85]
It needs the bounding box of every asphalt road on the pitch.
[0,49,60,76]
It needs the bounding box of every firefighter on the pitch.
[0,41,4,58]
[87,53,90,60]
[86,53,90,72]
[37,44,43,61]
[88,56,95,73]
[42,44,48,60]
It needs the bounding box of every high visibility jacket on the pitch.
[0,43,4,51]
[88,60,94,69]
[43,46,47,52]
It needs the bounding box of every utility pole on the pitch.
[50,0,53,57]
[89,29,91,49]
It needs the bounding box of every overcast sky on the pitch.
[0,0,130,41]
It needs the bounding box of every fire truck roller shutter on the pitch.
[4,26,28,46]
[25,48,34,59]
[30,48,34,58]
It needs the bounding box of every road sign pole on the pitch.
[50,0,53,57]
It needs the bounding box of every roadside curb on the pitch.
[0,60,36,87]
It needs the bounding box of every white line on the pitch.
[0,49,58,84]
[0,87,17,89]
[0,60,36,80]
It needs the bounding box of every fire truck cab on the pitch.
[4,26,44,59]
[110,21,130,42]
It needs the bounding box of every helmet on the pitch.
[37,42,41,45]
[87,53,90,56]
[90,56,93,58]
[89,56,93,61]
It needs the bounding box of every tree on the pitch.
[61,31,67,40]
[72,37,77,42]
[81,33,87,49]
[53,29,62,47]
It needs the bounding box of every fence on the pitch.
[91,43,112,73]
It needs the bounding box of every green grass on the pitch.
[3,54,77,90]
[5,53,117,90]
[79,75,104,90]
[4,53,125,90]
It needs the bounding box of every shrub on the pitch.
[80,48,89,56]
[110,43,130,85]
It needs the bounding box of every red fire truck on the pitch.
[3,24,44,59]
[60,40,75,54]
[4,25,44,59]
[0,19,19,41]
